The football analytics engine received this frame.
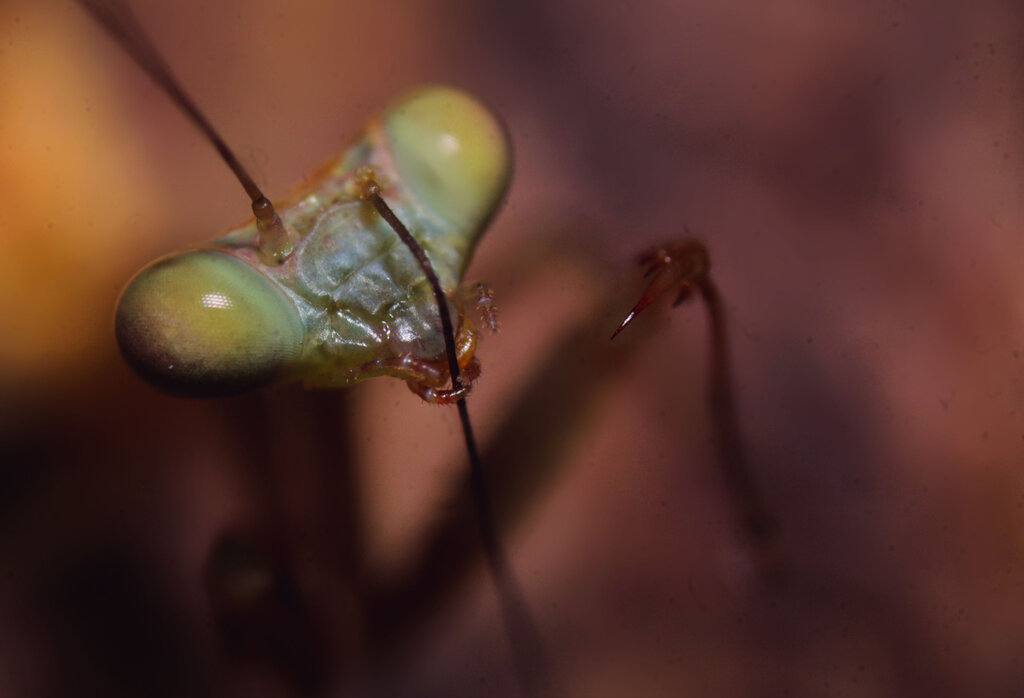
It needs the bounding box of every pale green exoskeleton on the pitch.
[115,86,510,399]
[79,3,553,690]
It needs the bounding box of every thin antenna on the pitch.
[75,0,294,262]
[363,182,557,698]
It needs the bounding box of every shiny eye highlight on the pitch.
[115,250,304,396]
[383,86,511,232]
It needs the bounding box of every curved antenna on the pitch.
[363,179,557,698]
[75,0,294,262]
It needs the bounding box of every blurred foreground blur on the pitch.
[1,1,1023,696]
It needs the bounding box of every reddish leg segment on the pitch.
[610,240,710,339]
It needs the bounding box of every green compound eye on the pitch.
[383,86,511,232]
[115,250,304,396]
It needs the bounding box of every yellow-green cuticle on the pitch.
[115,249,304,396]
[383,86,511,232]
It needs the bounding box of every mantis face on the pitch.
[114,87,510,397]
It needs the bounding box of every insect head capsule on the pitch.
[114,86,510,398]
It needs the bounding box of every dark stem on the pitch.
[367,192,555,697]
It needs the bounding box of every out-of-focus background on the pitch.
[2,0,1023,696]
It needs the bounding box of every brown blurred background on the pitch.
[1,0,1023,696]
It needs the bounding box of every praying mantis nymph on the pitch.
[116,87,508,401]
[96,9,509,401]
[79,2,550,694]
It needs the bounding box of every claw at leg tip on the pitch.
[610,311,637,340]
